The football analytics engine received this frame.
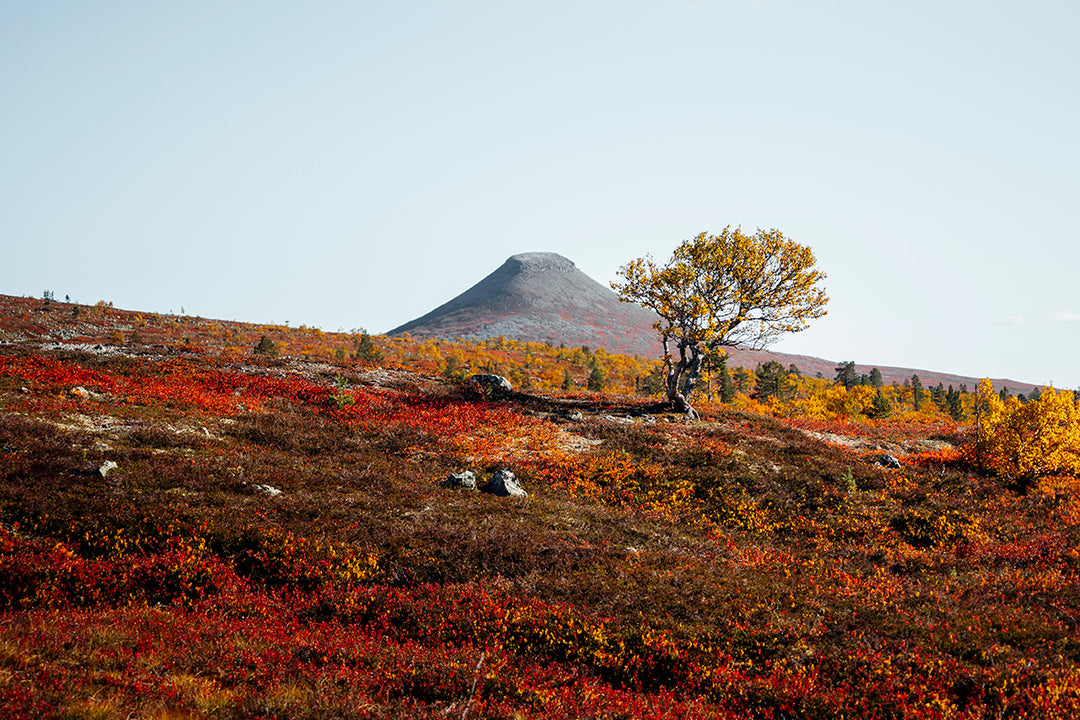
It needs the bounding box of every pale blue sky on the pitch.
[3,1,1078,388]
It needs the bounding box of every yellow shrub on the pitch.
[978,379,1080,479]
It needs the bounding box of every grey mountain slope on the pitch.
[388,252,664,357]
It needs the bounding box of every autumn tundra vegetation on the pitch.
[1,270,1079,719]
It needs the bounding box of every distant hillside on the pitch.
[0,284,1040,396]
[388,252,1042,395]
[724,347,1041,397]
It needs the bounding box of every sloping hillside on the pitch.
[1,297,1079,718]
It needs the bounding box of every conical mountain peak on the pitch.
[388,252,662,356]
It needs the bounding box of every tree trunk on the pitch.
[663,339,701,419]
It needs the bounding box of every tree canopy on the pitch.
[612,227,828,416]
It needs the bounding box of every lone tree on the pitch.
[612,227,828,417]
[834,361,858,389]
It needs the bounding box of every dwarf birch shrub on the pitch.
[977,379,1080,480]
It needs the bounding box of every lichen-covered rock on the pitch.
[442,471,477,490]
[484,468,527,498]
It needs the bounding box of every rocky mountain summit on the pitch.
[389,252,664,357]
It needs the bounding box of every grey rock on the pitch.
[484,468,527,498]
[877,454,902,469]
[98,460,118,478]
[442,470,477,490]
[469,374,513,393]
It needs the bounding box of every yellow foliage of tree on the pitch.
[976,379,1080,479]
[612,227,828,416]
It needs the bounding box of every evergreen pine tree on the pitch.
[254,335,278,356]
[753,361,788,401]
[947,386,964,421]
[834,361,857,389]
[869,367,884,388]
[733,367,754,395]
[911,375,924,410]
[354,330,382,362]
[931,383,946,409]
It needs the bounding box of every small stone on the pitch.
[484,468,527,498]
[253,483,283,497]
[442,471,477,490]
[98,460,118,478]
[71,386,91,400]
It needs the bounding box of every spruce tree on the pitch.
[911,375,924,410]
